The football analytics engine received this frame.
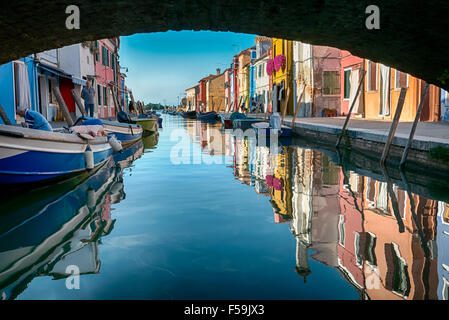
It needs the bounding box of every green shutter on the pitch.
[344,70,351,99]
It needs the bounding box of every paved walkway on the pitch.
[247,114,449,151]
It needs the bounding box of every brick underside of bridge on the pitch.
[1,1,449,90]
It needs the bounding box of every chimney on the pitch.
[216,68,221,75]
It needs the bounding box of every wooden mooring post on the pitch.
[0,103,12,125]
[335,70,366,147]
[281,87,291,125]
[380,87,408,165]
[291,83,306,129]
[71,89,87,117]
[399,82,429,168]
[52,86,74,127]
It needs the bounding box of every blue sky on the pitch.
[119,31,257,106]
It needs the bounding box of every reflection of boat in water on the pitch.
[113,140,144,169]
[142,132,159,150]
[0,158,125,300]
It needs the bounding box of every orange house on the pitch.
[363,59,440,121]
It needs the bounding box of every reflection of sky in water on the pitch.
[7,114,449,300]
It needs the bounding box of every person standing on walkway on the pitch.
[81,81,96,117]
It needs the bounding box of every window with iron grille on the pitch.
[323,71,340,95]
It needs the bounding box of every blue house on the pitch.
[0,56,38,124]
[249,48,257,112]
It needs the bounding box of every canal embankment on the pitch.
[246,114,449,174]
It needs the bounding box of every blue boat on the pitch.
[197,111,218,122]
[251,122,293,137]
[0,124,112,185]
[74,116,143,148]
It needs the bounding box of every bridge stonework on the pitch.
[1,0,448,89]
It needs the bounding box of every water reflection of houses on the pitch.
[246,141,444,299]
[437,202,449,300]
[357,177,439,300]
[291,149,340,281]
[0,160,126,300]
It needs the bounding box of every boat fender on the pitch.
[108,135,123,153]
[84,145,94,170]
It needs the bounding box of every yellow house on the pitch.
[271,38,294,115]
[364,60,440,121]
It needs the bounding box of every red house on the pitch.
[340,50,364,116]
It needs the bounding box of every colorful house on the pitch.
[269,38,294,115]
[363,59,440,121]
[197,74,216,112]
[232,56,239,112]
[94,38,120,119]
[59,42,96,118]
[236,47,254,111]
[292,42,341,117]
[208,69,226,112]
[185,85,198,111]
[224,68,232,112]
[252,37,271,112]
[340,50,364,116]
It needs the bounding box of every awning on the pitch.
[37,62,71,79]
[72,76,86,86]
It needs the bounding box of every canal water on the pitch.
[1,114,448,300]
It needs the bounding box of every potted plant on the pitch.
[322,107,337,117]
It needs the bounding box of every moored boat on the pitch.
[130,117,158,133]
[182,111,197,119]
[233,117,266,130]
[197,111,218,122]
[251,122,293,137]
[75,116,143,148]
[0,124,112,185]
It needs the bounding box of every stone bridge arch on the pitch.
[1,0,448,89]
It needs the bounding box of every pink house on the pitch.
[94,38,120,119]
[340,50,364,116]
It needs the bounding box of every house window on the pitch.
[323,71,340,95]
[103,87,108,106]
[367,60,377,91]
[97,85,102,105]
[102,46,109,67]
[95,41,100,62]
[344,69,351,99]
[395,70,408,89]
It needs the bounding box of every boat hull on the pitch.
[233,118,266,130]
[251,122,293,137]
[0,125,112,185]
[131,118,158,132]
[102,120,143,147]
